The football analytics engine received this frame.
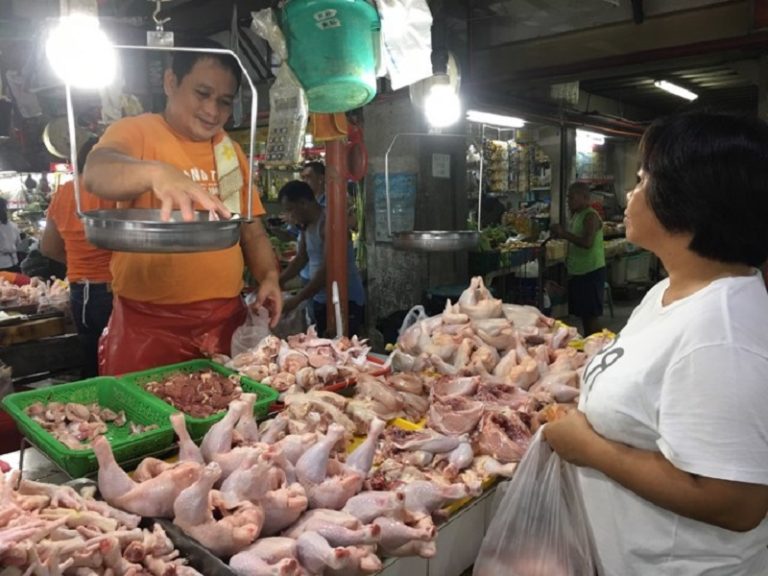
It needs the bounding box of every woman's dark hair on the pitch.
[0,197,7,225]
[170,38,242,90]
[639,112,768,267]
[278,180,316,204]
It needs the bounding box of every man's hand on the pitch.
[549,223,565,239]
[149,163,231,222]
[256,273,283,328]
[282,295,301,314]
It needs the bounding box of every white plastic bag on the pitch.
[375,0,433,90]
[231,295,272,357]
[397,304,428,339]
[272,292,309,339]
[474,430,600,576]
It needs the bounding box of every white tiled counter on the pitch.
[376,481,509,576]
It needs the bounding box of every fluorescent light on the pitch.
[46,15,117,89]
[466,110,525,128]
[577,129,605,145]
[576,129,605,152]
[653,80,698,102]
[425,80,461,128]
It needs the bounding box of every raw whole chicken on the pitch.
[457,277,503,320]
[427,396,484,436]
[473,409,532,463]
[93,435,201,518]
[173,462,263,557]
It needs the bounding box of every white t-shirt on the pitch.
[0,221,20,268]
[578,273,768,576]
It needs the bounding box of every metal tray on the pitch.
[392,231,480,252]
[82,209,242,253]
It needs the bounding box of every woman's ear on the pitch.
[163,69,177,98]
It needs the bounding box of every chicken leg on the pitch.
[171,412,204,465]
[201,399,247,462]
[93,435,202,518]
[235,393,261,445]
[344,418,385,476]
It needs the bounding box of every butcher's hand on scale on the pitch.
[148,162,231,222]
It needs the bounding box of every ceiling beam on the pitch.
[469,1,756,87]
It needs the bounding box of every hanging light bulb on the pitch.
[46,14,117,89]
[424,75,461,128]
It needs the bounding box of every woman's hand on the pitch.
[543,410,607,468]
[148,162,231,222]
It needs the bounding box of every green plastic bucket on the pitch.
[283,0,380,113]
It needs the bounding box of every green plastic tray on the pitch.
[117,359,279,441]
[1,378,176,478]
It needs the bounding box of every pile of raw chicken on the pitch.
[0,277,69,312]
[0,276,611,575]
[84,394,469,575]
[221,329,381,396]
[24,401,158,450]
[0,468,200,574]
[144,370,243,418]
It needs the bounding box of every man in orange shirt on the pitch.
[42,137,115,378]
[83,39,282,375]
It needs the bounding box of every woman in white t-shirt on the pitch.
[0,198,20,272]
[544,112,768,576]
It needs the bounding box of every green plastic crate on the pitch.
[1,378,176,478]
[117,359,279,441]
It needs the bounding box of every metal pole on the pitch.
[325,139,349,337]
[65,83,83,217]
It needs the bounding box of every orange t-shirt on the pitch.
[94,114,265,304]
[46,179,115,283]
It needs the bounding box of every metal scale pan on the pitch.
[65,45,258,253]
[384,132,480,252]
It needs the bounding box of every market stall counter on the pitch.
[0,276,609,575]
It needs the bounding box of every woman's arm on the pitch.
[240,218,283,326]
[40,219,67,264]
[560,212,601,249]
[84,147,228,221]
[544,411,768,532]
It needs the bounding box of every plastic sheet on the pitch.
[231,294,272,357]
[474,430,601,576]
[98,296,246,376]
[375,0,433,90]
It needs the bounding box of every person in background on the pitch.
[300,161,326,206]
[0,198,21,272]
[480,194,506,228]
[545,112,768,575]
[42,137,115,378]
[278,181,365,336]
[83,38,281,375]
[550,181,605,336]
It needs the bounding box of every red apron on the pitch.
[99,295,247,376]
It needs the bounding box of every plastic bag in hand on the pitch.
[474,430,601,576]
[231,294,272,357]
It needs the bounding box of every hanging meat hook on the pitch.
[152,0,172,30]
